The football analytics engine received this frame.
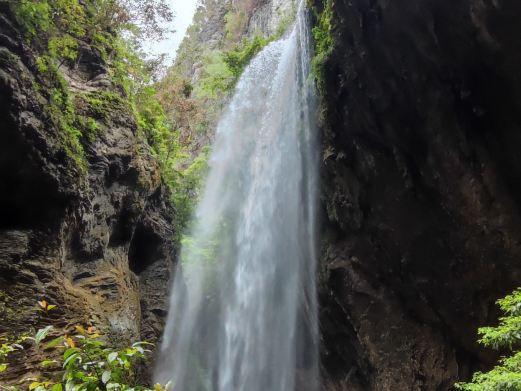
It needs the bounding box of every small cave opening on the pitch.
[128,225,163,275]
[0,125,69,230]
[108,207,135,247]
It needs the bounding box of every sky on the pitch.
[144,0,200,65]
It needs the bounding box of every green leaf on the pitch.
[64,347,80,360]
[457,288,521,389]
[41,359,58,367]
[34,325,53,345]
[65,379,75,391]
[107,352,118,363]
[45,336,65,349]
[29,382,41,390]
[0,363,7,372]
[102,370,111,384]
[51,384,63,391]
[132,341,154,347]
[63,352,80,368]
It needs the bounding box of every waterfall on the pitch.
[155,4,318,390]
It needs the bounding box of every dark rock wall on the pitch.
[316,0,521,389]
[0,4,174,384]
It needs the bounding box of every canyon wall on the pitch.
[315,0,521,389]
[0,3,174,384]
[4,0,521,389]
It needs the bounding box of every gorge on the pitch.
[1,0,521,390]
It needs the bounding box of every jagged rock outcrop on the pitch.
[248,0,296,36]
[176,0,295,80]
[0,3,174,385]
[315,0,521,389]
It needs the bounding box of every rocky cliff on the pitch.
[0,3,174,384]
[4,0,521,388]
[314,0,521,389]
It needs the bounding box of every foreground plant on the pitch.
[0,301,169,391]
[456,288,521,390]
[0,337,23,374]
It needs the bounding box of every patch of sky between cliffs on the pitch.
[143,0,199,65]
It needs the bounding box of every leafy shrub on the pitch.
[193,52,234,99]
[456,288,521,390]
[0,300,169,391]
[169,146,210,242]
[0,338,22,374]
[223,35,269,79]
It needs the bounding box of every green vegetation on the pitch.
[149,5,298,243]
[195,52,236,99]
[13,0,99,170]
[223,35,269,80]
[195,35,271,99]
[218,8,298,93]
[13,0,297,246]
[169,147,210,243]
[456,288,521,390]
[0,300,169,391]
[11,0,222,243]
[310,0,333,93]
[0,337,21,374]
[10,0,172,173]
[151,2,299,243]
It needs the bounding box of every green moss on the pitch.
[83,91,126,119]
[10,1,152,174]
[310,0,334,93]
[10,1,90,172]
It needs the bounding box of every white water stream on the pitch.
[155,4,318,390]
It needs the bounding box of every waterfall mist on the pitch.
[155,4,319,390]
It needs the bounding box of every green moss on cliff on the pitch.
[9,0,175,178]
[310,0,334,94]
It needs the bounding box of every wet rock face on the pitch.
[0,5,174,384]
[316,0,521,389]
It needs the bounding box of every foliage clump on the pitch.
[10,0,173,173]
[310,0,334,93]
[0,300,169,391]
[456,288,521,390]
[223,36,269,80]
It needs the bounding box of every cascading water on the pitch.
[155,3,318,390]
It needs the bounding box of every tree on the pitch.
[119,0,174,41]
[456,288,521,390]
